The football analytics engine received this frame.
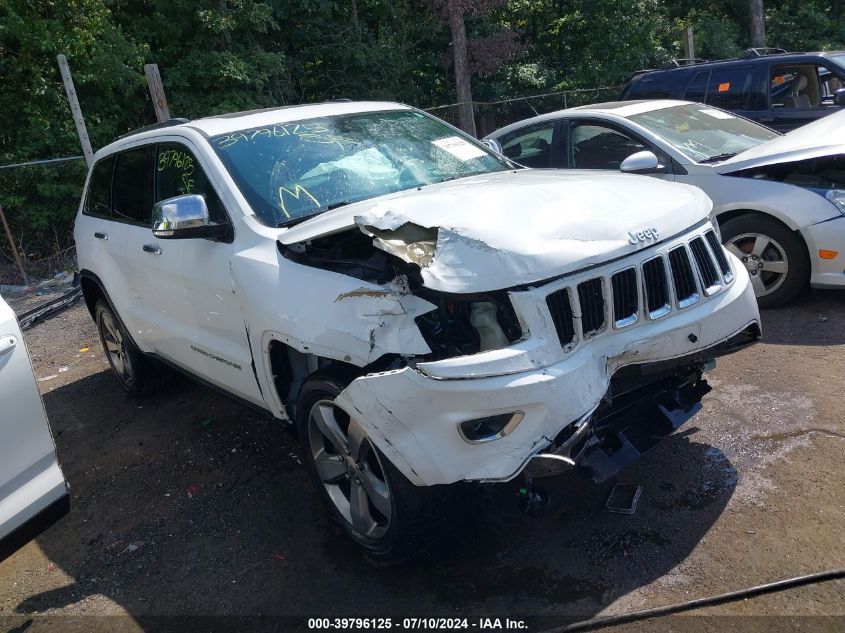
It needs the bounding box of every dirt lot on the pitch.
[1,291,844,631]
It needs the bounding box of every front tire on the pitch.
[296,371,451,564]
[720,214,809,309]
[95,299,171,396]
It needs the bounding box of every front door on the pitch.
[761,61,845,132]
[125,140,263,406]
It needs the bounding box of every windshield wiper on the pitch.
[700,152,739,164]
[276,214,319,228]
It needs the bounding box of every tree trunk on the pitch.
[448,3,476,137]
[749,0,766,48]
[351,0,361,41]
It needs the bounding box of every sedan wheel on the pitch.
[725,232,789,298]
[307,399,392,539]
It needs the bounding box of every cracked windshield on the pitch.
[210,110,509,227]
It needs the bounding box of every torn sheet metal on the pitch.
[231,243,434,368]
[279,169,712,293]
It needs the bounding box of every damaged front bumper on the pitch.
[334,255,761,486]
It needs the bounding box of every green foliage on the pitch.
[2,0,845,267]
[767,1,841,51]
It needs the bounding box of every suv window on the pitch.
[499,122,555,168]
[626,72,680,99]
[705,67,756,111]
[685,71,709,103]
[113,147,153,225]
[155,143,227,223]
[84,156,115,217]
[570,123,646,170]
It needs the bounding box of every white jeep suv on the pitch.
[74,101,761,562]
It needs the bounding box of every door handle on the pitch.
[0,335,17,357]
[94,232,109,240]
[142,244,163,255]
[759,117,774,123]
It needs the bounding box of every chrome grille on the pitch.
[642,256,670,319]
[611,268,638,327]
[668,247,699,307]
[577,278,605,336]
[545,227,733,351]
[546,288,575,347]
[705,230,733,279]
[690,237,721,294]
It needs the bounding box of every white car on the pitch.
[74,101,760,561]
[486,101,845,307]
[0,295,69,561]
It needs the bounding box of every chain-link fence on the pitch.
[426,85,624,137]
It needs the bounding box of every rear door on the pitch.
[497,120,560,168]
[0,296,68,561]
[700,65,763,124]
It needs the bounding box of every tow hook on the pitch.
[518,483,549,517]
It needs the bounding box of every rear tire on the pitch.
[720,214,809,309]
[95,299,171,396]
[296,370,452,564]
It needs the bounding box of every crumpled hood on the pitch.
[715,109,845,174]
[279,169,712,293]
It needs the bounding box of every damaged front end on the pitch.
[278,221,525,366]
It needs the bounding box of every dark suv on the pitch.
[619,49,845,132]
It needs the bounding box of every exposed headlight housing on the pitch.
[825,189,845,215]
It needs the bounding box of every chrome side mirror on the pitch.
[620,150,664,175]
[152,194,226,240]
[481,138,503,155]
[834,88,845,107]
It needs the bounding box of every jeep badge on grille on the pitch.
[628,227,659,245]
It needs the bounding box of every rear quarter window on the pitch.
[626,72,684,99]
[112,147,154,225]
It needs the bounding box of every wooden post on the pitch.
[144,64,171,123]
[683,26,695,60]
[0,202,29,286]
[56,54,94,168]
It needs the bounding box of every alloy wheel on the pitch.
[99,311,133,386]
[725,232,789,297]
[307,399,392,538]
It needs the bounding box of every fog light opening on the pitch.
[458,411,524,444]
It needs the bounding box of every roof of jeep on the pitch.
[100,101,412,155]
[185,101,411,136]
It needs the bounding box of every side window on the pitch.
[499,122,555,168]
[84,156,115,217]
[770,65,821,108]
[684,71,710,103]
[705,67,756,111]
[112,147,153,225]
[155,143,227,223]
[570,123,646,170]
[627,72,681,99]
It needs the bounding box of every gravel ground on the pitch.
[1,292,843,631]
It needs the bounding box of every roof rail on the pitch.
[742,47,788,58]
[115,118,190,141]
[660,58,709,69]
